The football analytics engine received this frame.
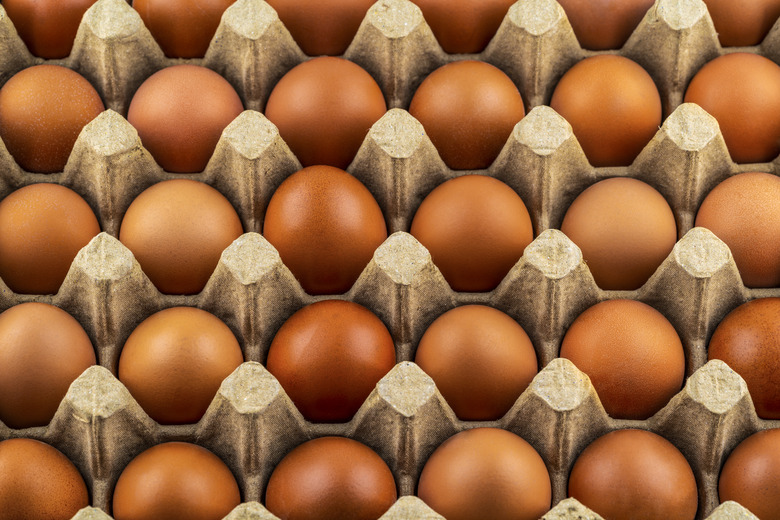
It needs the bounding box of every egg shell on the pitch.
[2,0,98,58]
[556,0,655,50]
[702,0,780,46]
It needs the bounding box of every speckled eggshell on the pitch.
[265,437,397,520]
[265,300,396,423]
[556,0,655,50]
[112,442,241,520]
[414,305,538,420]
[708,298,780,419]
[417,428,551,520]
[2,0,98,58]
[0,65,105,173]
[703,0,780,46]
[568,429,698,520]
[560,299,685,420]
[0,438,89,520]
[410,175,534,292]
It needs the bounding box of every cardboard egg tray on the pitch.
[0,0,780,518]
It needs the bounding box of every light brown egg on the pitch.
[0,65,104,173]
[569,429,698,520]
[2,0,98,58]
[418,428,551,520]
[560,299,685,420]
[112,442,241,520]
[557,0,654,50]
[0,438,89,520]
[265,437,397,520]
[415,305,538,420]
[703,0,780,46]
[119,179,243,295]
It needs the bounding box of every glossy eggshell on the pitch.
[265,437,397,520]
[119,179,243,295]
[264,57,387,169]
[409,60,524,170]
[414,305,538,420]
[684,53,780,164]
[417,428,551,520]
[265,0,375,56]
[703,0,780,46]
[410,0,515,54]
[2,0,98,58]
[0,438,89,520]
[719,428,780,520]
[0,303,95,429]
[0,65,105,173]
[550,55,662,167]
[0,183,101,295]
[410,175,534,292]
[557,0,654,50]
[708,298,780,419]
[695,172,780,288]
[133,0,235,58]
[568,429,698,520]
[118,307,244,425]
[560,177,677,290]
[112,442,241,520]
[266,300,396,423]
[262,165,387,295]
[560,299,685,420]
[127,64,244,173]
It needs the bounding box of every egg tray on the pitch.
[0,0,780,519]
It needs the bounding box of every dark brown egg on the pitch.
[415,305,538,420]
[409,60,525,170]
[569,429,698,520]
[119,179,243,295]
[719,428,780,519]
[560,299,685,420]
[2,0,98,58]
[708,298,780,419]
[550,55,662,167]
[118,307,244,425]
[410,175,534,292]
[127,64,244,173]
[418,428,551,520]
[264,57,387,169]
[263,165,387,295]
[265,437,397,520]
[0,438,89,520]
[266,300,396,423]
[112,442,241,520]
[0,65,104,173]
[557,0,654,50]
[560,177,677,290]
[703,0,780,46]
[0,183,100,294]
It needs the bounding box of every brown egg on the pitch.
[265,437,397,520]
[415,305,538,421]
[119,179,243,295]
[2,0,98,58]
[557,0,654,50]
[410,175,534,292]
[0,438,89,520]
[708,298,780,419]
[127,64,243,173]
[113,442,241,520]
[263,165,387,295]
[0,65,104,173]
[703,0,780,46]
[410,0,515,54]
[569,429,698,520]
[560,299,685,420]
[0,183,100,294]
[266,0,375,56]
[264,57,387,169]
[0,303,95,429]
[550,55,661,167]
[719,428,780,519]
[408,60,525,170]
[560,177,677,290]
[696,172,780,288]
[685,53,780,164]
[266,300,396,423]
[133,0,235,58]
[118,307,243,425]
[418,428,551,520]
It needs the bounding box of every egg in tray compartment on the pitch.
[0,0,779,519]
